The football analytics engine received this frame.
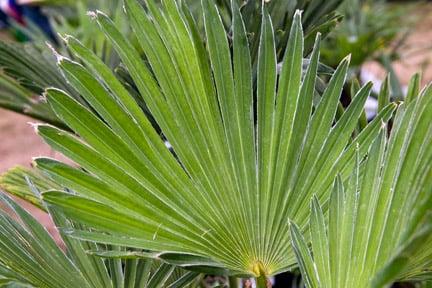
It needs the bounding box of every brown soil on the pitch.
[0,109,57,171]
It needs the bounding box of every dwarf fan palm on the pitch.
[27,0,399,283]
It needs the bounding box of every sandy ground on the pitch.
[0,109,57,171]
[0,4,431,241]
[0,109,64,241]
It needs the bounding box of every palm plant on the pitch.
[30,0,397,282]
[290,85,432,287]
[0,42,75,128]
[0,0,431,287]
[0,168,201,288]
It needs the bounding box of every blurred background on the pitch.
[0,0,431,286]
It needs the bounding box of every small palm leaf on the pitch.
[36,1,395,277]
[0,74,62,126]
[0,193,97,288]
[0,42,78,128]
[0,42,72,95]
[0,0,126,127]
[0,166,60,211]
[0,188,200,288]
[290,86,432,287]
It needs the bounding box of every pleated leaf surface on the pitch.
[290,85,432,287]
[37,0,396,276]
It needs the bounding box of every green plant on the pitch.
[0,1,431,287]
[0,0,343,128]
[187,0,344,62]
[0,42,76,128]
[321,0,413,69]
[0,190,201,288]
[34,0,395,280]
[290,85,432,287]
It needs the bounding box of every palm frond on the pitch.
[0,42,71,95]
[0,190,200,288]
[290,85,432,287]
[32,1,396,278]
[0,0,127,126]
[0,74,61,127]
[0,193,95,288]
[0,42,77,128]
[0,166,59,210]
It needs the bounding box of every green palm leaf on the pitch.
[34,1,395,278]
[0,166,60,210]
[0,193,98,288]
[0,0,126,127]
[290,85,432,287]
[0,181,200,288]
[0,42,77,129]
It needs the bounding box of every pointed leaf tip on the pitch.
[294,9,303,18]
[311,195,320,209]
[343,54,352,65]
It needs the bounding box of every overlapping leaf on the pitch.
[35,0,396,277]
[0,42,75,129]
[0,0,126,127]
[0,166,60,210]
[290,85,432,287]
[204,0,344,61]
[0,184,200,288]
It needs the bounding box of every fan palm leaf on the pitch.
[0,42,76,129]
[0,0,127,127]
[34,0,396,278]
[0,173,200,288]
[290,85,432,287]
[0,166,60,210]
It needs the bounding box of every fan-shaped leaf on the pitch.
[37,1,395,277]
[291,86,432,287]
